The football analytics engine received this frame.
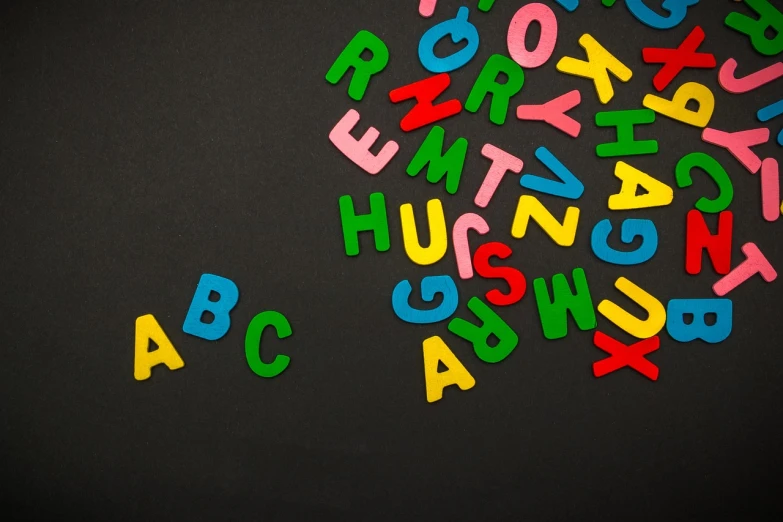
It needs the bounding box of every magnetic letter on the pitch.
[475,144,524,208]
[389,74,462,132]
[419,7,480,73]
[598,277,666,339]
[453,213,490,279]
[400,199,449,265]
[511,195,580,247]
[448,297,519,363]
[556,34,633,104]
[701,127,769,174]
[473,242,527,306]
[609,161,674,210]
[642,25,715,91]
[134,315,185,381]
[725,0,783,56]
[245,311,292,379]
[329,109,399,175]
[595,109,659,157]
[685,210,733,275]
[626,0,699,30]
[325,30,389,101]
[465,54,525,125]
[675,152,734,213]
[422,336,476,403]
[392,275,459,324]
[182,274,240,341]
[339,192,390,256]
[591,218,658,265]
[507,3,558,69]
[713,242,777,296]
[666,299,733,343]
[407,126,468,195]
[533,268,597,340]
[519,146,584,200]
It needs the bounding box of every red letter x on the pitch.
[389,73,462,132]
[642,26,716,92]
[592,331,660,381]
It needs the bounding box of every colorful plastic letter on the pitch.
[422,336,476,403]
[507,3,558,69]
[389,74,462,132]
[725,0,783,56]
[609,161,674,210]
[675,152,734,213]
[598,277,666,339]
[666,299,733,343]
[592,332,660,381]
[392,275,459,324]
[134,315,185,381]
[339,193,390,256]
[685,210,733,275]
[761,158,780,222]
[718,58,783,93]
[325,30,389,101]
[182,274,239,341]
[516,90,582,138]
[511,195,580,247]
[407,126,468,195]
[245,311,292,379]
[642,25,715,91]
[701,127,769,174]
[329,109,399,175]
[713,242,777,295]
[595,109,659,157]
[453,213,490,279]
[533,268,597,340]
[643,82,714,128]
[520,147,584,200]
[465,54,525,125]
[556,34,633,104]
[473,242,527,306]
[626,0,699,30]
[448,297,519,363]
[400,199,449,265]
[419,7,480,73]
[591,218,658,265]
[475,144,524,208]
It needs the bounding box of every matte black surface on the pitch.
[2,1,782,520]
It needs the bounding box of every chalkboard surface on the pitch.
[2,1,783,520]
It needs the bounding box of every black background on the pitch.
[2,0,783,520]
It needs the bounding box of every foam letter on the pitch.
[533,268,597,340]
[448,297,519,363]
[392,275,459,324]
[757,99,783,146]
[642,25,715,91]
[643,82,714,127]
[475,144,524,208]
[556,34,633,104]
[608,161,674,210]
[725,0,783,56]
[666,299,733,343]
[591,218,658,265]
[134,315,185,381]
[389,73,462,132]
[400,199,448,265]
[419,7,480,73]
[407,126,468,195]
[465,54,525,125]
[422,336,476,403]
[701,127,770,174]
[519,146,584,200]
[182,274,240,341]
[453,213,490,279]
[595,109,659,157]
[338,192,390,256]
[761,158,780,222]
[245,311,292,379]
[516,90,582,138]
[626,0,699,30]
[685,210,733,275]
[507,3,558,69]
[419,0,437,17]
[325,30,389,101]
[675,152,734,213]
[329,109,399,175]
[473,242,527,306]
[718,58,783,93]
[713,242,777,295]
[511,195,580,247]
[598,277,666,339]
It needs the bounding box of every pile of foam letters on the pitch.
[133,0,783,404]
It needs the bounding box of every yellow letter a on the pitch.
[422,336,475,403]
[134,314,185,381]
